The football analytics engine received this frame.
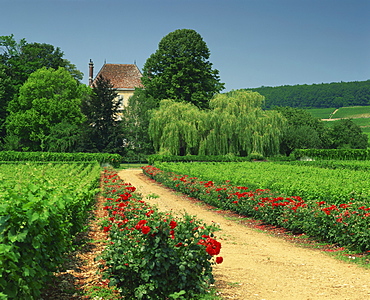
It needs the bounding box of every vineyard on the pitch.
[0,162,101,299]
[0,161,222,300]
[143,161,370,252]
[2,158,370,299]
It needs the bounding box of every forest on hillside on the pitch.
[245,80,370,109]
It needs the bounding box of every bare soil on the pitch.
[117,168,370,300]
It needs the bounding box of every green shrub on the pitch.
[292,149,370,160]
[100,169,223,299]
[0,151,122,167]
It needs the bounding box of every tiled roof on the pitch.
[93,64,143,89]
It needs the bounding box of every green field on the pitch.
[305,107,336,119]
[306,106,370,119]
[155,161,370,205]
[306,106,370,139]
[334,106,370,118]
[146,161,370,252]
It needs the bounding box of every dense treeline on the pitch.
[1,32,368,159]
[245,80,370,109]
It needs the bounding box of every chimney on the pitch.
[89,59,94,86]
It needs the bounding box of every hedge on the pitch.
[0,151,122,167]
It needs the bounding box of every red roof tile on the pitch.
[93,64,143,89]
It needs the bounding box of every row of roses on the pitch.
[142,165,370,252]
[99,168,223,300]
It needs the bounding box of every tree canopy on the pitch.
[245,80,370,109]
[328,119,368,149]
[149,99,206,155]
[142,29,224,109]
[149,91,286,156]
[5,67,87,151]
[274,106,329,155]
[121,88,157,158]
[273,106,369,154]
[81,75,123,153]
[0,34,83,143]
[0,35,82,87]
[200,91,286,156]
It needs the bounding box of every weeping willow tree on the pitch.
[199,90,286,156]
[149,91,286,156]
[149,99,206,155]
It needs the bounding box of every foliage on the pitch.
[5,67,87,151]
[0,162,101,299]
[292,148,370,161]
[153,161,370,205]
[0,35,83,143]
[245,80,370,109]
[0,151,122,167]
[329,118,370,141]
[0,64,12,138]
[99,169,222,299]
[45,120,83,152]
[274,107,328,155]
[81,74,123,153]
[275,159,370,172]
[121,88,156,157]
[0,34,82,85]
[200,91,285,156]
[142,29,224,109]
[149,91,286,157]
[142,164,370,252]
[147,154,257,165]
[149,100,206,155]
[328,119,368,149]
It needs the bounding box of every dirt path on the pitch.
[118,169,370,300]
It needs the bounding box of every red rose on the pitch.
[141,226,151,234]
[169,220,177,229]
[216,256,223,264]
[135,219,148,230]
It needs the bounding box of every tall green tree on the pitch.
[46,120,83,152]
[121,88,156,158]
[274,106,329,155]
[81,75,123,153]
[5,67,87,151]
[0,65,12,136]
[149,99,206,155]
[0,35,82,90]
[0,35,83,143]
[328,119,368,149]
[142,29,224,109]
[149,91,286,156]
[199,91,286,156]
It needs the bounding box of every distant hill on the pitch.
[244,80,370,109]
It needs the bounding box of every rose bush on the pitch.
[142,165,370,252]
[99,168,223,300]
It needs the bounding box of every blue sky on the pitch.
[1,0,369,91]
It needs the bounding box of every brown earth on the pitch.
[117,168,370,300]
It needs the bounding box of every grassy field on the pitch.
[306,106,370,139]
[306,107,336,119]
[307,106,370,119]
[333,106,370,118]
